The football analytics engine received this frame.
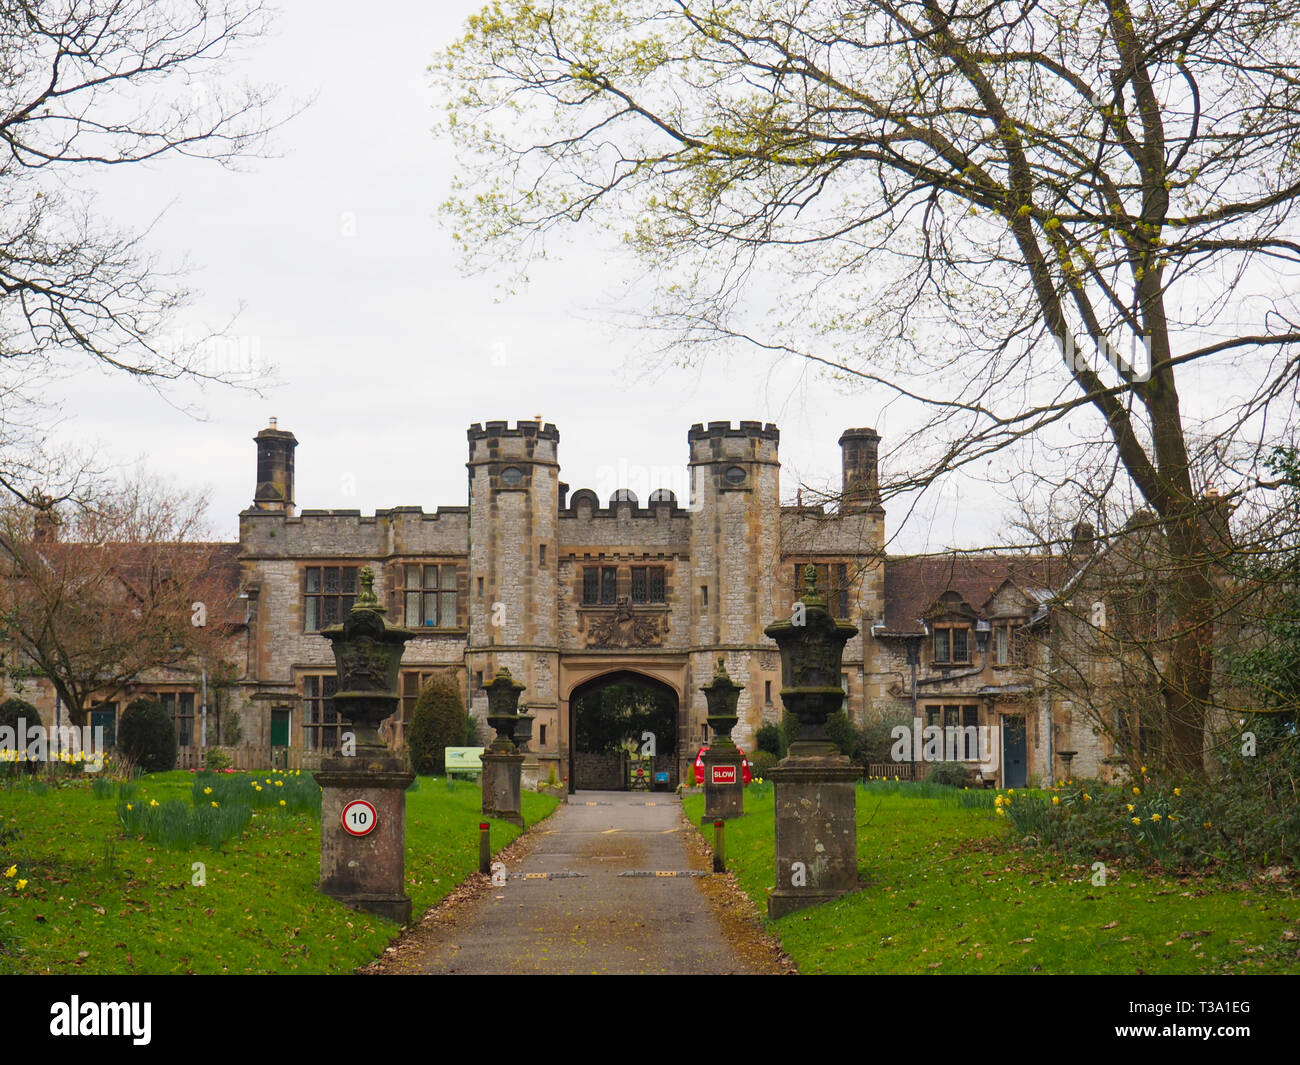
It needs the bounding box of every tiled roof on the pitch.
[880,554,1063,634]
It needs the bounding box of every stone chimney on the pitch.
[32,493,59,543]
[1070,521,1096,556]
[253,418,298,515]
[838,428,884,514]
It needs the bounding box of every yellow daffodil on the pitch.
[3,865,15,878]
[1203,820,1212,829]
[274,780,283,787]
[1168,815,1177,822]
[1132,787,1141,795]
[1151,813,1161,822]
[15,879,27,890]
[1052,795,1060,805]
[995,807,1006,816]
[279,799,286,806]
[203,786,212,795]
[1008,789,1015,795]
[1126,804,1134,812]
[1131,817,1141,825]
[211,801,219,808]
[1173,787,1181,796]
[126,803,133,811]
[149,799,159,807]
[1083,793,1091,802]
[1140,766,1147,775]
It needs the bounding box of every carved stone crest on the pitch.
[584,597,666,648]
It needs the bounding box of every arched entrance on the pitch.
[560,658,689,793]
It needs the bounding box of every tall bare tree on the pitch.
[437,0,1300,774]
[0,476,242,728]
[0,1,281,502]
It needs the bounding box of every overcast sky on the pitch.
[41,1,1263,555]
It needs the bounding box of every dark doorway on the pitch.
[569,672,679,792]
[1002,715,1027,788]
[90,703,117,748]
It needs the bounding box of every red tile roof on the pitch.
[881,554,1064,634]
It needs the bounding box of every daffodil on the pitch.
[126,803,133,811]
[211,801,219,808]
[1083,793,1091,802]
[3,865,15,878]
[995,807,1006,816]
[1132,786,1141,795]
[203,786,212,795]
[149,799,159,807]
[1173,787,1181,796]
[15,879,27,890]
[1126,804,1135,812]
[274,780,283,787]
[279,799,286,807]
[1051,795,1060,805]
[1151,813,1161,822]
[1131,817,1141,825]
[1140,766,1147,775]
[1203,820,1212,829]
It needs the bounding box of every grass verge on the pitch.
[685,781,1300,974]
[0,772,558,974]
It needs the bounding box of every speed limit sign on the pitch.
[341,799,378,837]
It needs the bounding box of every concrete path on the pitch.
[373,791,788,975]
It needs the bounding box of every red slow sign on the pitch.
[710,764,737,785]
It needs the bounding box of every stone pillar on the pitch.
[481,667,526,827]
[701,659,745,822]
[515,709,541,791]
[316,754,415,924]
[765,566,860,918]
[314,568,418,924]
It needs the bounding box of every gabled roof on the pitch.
[879,554,1062,635]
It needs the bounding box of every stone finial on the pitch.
[356,566,378,608]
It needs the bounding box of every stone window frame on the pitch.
[923,704,982,759]
[401,562,460,629]
[302,564,358,632]
[582,565,619,605]
[932,624,971,665]
[301,673,341,751]
[788,561,851,620]
[143,690,197,747]
[630,565,666,604]
[991,619,1028,667]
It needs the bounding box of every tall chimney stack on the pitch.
[253,419,298,515]
[838,428,884,515]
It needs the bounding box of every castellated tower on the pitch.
[466,420,560,742]
[687,421,781,749]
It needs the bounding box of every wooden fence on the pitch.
[175,746,329,772]
[866,763,915,781]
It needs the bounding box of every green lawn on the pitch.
[0,772,558,974]
[686,782,1300,974]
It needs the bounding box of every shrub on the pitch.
[755,722,784,757]
[854,705,915,765]
[116,698,177,774]
[926,761,969,788]
[824,710,857,759]
[204,747,232,772]
[0,698,41,775]
[408,675,469,775]
[750,750,779,779]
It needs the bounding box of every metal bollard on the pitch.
[713,819,725,874]
[479,822,491,875]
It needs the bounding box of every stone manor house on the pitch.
[11,417,1153,790]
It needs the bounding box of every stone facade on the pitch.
[8,415,1175,789]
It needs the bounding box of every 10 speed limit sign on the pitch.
[341,799,378,837]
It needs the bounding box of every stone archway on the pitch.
[559,656,689,793]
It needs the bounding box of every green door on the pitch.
[90,705,117,748]
[270,709,290,748]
